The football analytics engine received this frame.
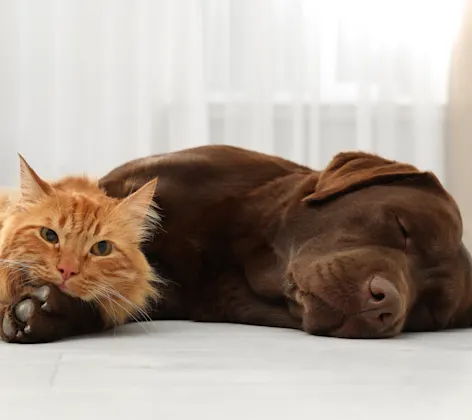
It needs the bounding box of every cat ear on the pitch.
[117,178,159,227]
[18,154,53,202]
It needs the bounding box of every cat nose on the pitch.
[57,258,79,281]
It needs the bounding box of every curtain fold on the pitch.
[0,0,464,186]
[446,0,472,248]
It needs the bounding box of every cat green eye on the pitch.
[90,240,113,256]
[40,227,59,244]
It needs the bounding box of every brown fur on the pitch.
[0,156,160,328]
[99,145,472,338]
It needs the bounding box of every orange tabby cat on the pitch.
[0,155,160,328]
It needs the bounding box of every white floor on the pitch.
[1,321,472,420]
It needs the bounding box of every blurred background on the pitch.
[0,0,471,239]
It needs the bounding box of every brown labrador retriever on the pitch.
[2,145,471,341]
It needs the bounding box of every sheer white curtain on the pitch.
[446,0,472,247]
[0,0,464,186]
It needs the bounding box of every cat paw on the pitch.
[0,285,101,344]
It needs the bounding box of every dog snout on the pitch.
[361,276,403,330]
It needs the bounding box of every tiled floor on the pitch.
[1,321,472,419]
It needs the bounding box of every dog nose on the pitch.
[362,276,402,329]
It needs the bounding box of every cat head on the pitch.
[0,155,160,326]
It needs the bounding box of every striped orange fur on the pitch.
[0,155,160,328]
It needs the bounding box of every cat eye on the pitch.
[40,227,59,244]
[90,240,113,256]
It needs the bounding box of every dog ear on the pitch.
[303,151,440,203]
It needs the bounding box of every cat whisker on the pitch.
[0,259,35,271]
[100,283,154,324]
[92,284,150,334]
[22,274,44,287]
[93,284,151,334]
[0,258,35,264]
[90,285,119,335]
[1,267,30,287]
[98,290,150,334]
[103,289,152,321]
[91,293,118,335]
[0,259,39,285]
[91,290,117,322]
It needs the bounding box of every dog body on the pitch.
[100,145,472,338]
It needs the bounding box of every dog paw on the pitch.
[1,286,54,342]
[0,285,101,344]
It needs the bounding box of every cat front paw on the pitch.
[0,285,103,344]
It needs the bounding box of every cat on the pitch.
[0,155,160,332]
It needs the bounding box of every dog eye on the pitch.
[395,216,410,248]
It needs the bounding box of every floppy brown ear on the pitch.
[303,151,439,203]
